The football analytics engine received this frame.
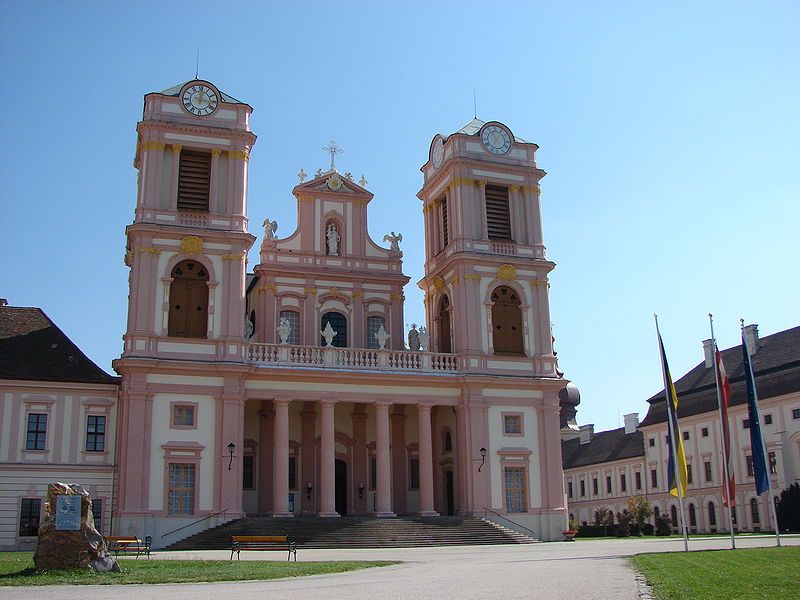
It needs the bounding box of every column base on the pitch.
[317,511,340,518]
[375,511,396,518]
[269,511,295,518]
[417,510,439,517]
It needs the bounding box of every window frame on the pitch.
[320,311,348,348]
[85,414,106,452]
[501,412,524,437]
[18,498,41,537]
[278,309,301,345]
[26,413,48,451]
[170,401,199,430]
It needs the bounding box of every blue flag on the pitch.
[742,332,770,495]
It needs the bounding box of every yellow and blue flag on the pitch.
[657,330,688,498]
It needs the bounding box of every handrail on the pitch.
[161,508,229,539]
[481,507,537,537]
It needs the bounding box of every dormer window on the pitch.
[177,150,211,211]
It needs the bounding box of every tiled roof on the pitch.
[156,81,246,105]
[447,118,530,143]
[0,306,118,384]
[562,427,644,469]
[639,325,800,427]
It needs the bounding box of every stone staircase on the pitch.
[164,515,537,550]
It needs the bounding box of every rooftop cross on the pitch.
[322,139,343,173]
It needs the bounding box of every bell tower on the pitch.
[417,119,558,377]
[121,80,257,359]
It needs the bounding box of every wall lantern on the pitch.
[227,443,236,470]
[358,483,365,499]
[306,483,313,500]
[478,447,487,472]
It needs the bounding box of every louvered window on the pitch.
[441,197,449,248]
[177,150,211,211]
[485,185,512,240]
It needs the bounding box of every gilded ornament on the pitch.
[304,287,317,295]
[180,236,204,255]
[229,149,250,162]
[172,144,182,153]
[257,284,277,294]
[140,141,165,152]
[431,276,445,291]
[138,247,161,255]
[464,274,481,281]
[497,264,517,281]
[390,292,404,301]
[351,290,365,298]
[211,149,222,158]
[222,253,243,261]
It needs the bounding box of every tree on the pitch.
[777,482,800,532]
[626,495,653,535]
[594,508,614,536]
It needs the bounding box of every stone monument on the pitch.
[33,482,120,572]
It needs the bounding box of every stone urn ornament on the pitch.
[34,482,120,572]
[321,321,337,347]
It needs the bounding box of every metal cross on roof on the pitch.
[322,139,343,173]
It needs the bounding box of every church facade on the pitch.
[112,80,568,546]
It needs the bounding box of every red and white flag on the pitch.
[716,348,736,507]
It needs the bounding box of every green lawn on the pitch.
[0,552,397,586]
[631,546,800,600]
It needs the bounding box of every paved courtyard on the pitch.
[6,536,797,600]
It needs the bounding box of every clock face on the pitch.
[181,83,218,117]
[432,136,444,168]
[480,124,512,155]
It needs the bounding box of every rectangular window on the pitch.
[86,415,106,452]
[177,150,211,211]
[606,476,612,494]
[704,460,713,482]
[91,499,103,532]
[567,481,573,498]
[173,405,195,428]
[635,471,642,490]
[485,185,512,240]
[764,414,772,425]
[369,457,377,490]
[19,499,41,536]
[503,414,522,435]
[651,469,658,488]
[702,427,709,437]
[746,455,754,477]
[620,473,627,492]
[366,316,386,349]
[683,431,690,441]
[288,456,297,490]
[168,464,195,515]
[242,455,254,490]
[580,480,585,497]
[769,451,777,475]
[26,413,48,450]
[592,478,598,496]
[278,310,300,345]
[503,467,527,512]
[792,408,800,420]
[648,437,655,447]
[687,464,693,485]
[408,457,420,490]
[743,419,750,429]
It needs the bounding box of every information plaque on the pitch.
[55,495,81,531]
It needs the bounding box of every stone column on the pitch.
[351,405,368,514]
[417,404,438,516]
[258,400,274,515]
[391,405,407,514]
[272,399,293,517]
[375,402,395,516]
[300,402,317,514]
[318,399,338,517]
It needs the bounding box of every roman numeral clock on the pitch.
[180,80,219,117]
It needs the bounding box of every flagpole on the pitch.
[741,319,781,547]
[654,314,689,553]
[709,314,736,549]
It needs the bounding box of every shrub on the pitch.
[655,515,672,536]
[626,496,653,535]
[616,510,632,537]
[776,483,800,532]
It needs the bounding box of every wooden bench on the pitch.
[230,535,297,561]
[106,535,152,558]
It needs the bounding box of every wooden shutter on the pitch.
[441,197,449,247]
[485,185,511,240]
[491,286,524,355]
[177,150,211,211]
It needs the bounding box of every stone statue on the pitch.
[408,323,420,351]
[374,324,390,350]
[277,317,291,344]
[245,316,254,339]
[383,231,403,253]
[262,218,278,241]
[321,321,337,347]
[419,326,431,352]
[326,223,340,256]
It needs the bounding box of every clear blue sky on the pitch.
[1,1,798,432]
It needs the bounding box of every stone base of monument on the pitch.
[33,482,121,572]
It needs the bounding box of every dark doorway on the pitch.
[445,470,455,516]
[335,459,347,516]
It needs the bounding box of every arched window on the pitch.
[653,506,660,519]
[279,310,300,344]
[708,502,716,527]
[438,295,452,353]
[689,503,697,527]
[750,498,760,524]
[670,505,678,527]
[444,431,452,452]
[491,286,524,355]
[168,260,209,338]
[366,316,385,349]
[321,312,347,347]
[325,220,341,256]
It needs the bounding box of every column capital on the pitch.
[273,398,291,408]
[319,398,337,407]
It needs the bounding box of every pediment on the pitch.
[293,171,373,199]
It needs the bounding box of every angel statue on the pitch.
[263,218,278,241]
[383,231,402,253]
